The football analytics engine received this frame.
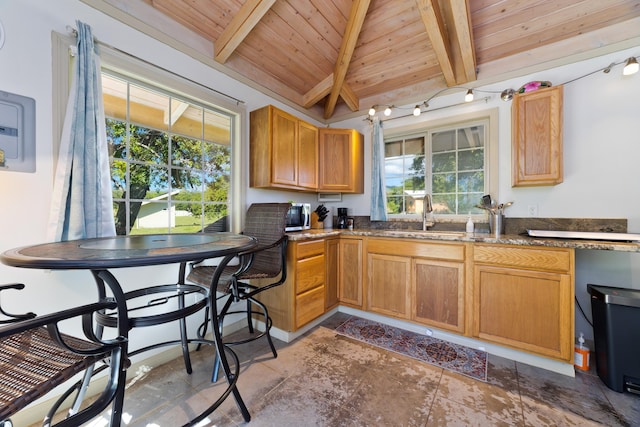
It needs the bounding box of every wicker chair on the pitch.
[0,283,127,427]
[187,203,290,381]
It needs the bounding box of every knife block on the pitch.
[310,212,324,229]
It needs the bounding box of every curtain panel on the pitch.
[47,21,115,241]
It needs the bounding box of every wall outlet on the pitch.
[527,204,538,217]
[425,328,433,337]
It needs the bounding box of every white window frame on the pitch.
[383,108,498,222]
[51,31,245,232]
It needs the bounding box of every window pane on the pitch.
[204,110,231,145]
[169,202,205,234]
[433,172,456,193]
[130,127,168,163]
[458,171,484,193]
[386,196,404,214]
[432,130,455,152]
[432,152,455,173]
[458,126,484,149]
[433,194,455,214]
[172,136,203,169]
[385,140,402,157]
[459,148,484,171]
[172,102,203,140]
[458,193,483,215]
[129,84,169,131]
[405,137,424,156]
[102,75,127,121]
[129,164,169,198]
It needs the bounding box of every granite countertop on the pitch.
[286,228,640,252]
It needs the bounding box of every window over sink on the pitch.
[383,109,498,220]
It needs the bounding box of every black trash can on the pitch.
[588,284,640,394]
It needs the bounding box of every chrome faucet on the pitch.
[422,194,434,230]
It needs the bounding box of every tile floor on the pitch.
[48,313,640,426]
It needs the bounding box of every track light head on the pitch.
[384,106,392,116]
[500,89,515,101]
[368,106,376,116]
[413,105,421,116]
[464,89,474,102]
[623,57,639,76]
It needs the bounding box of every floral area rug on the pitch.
[335,317,488,381]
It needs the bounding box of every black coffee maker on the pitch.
[337,208,348,229]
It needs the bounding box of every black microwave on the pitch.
[285,203,311,231]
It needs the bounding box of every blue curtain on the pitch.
[47,21,115,241]
[370,117,387,221]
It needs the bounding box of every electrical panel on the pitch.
[0,90,35,173]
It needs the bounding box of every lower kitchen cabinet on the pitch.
[472,244,574,362]
[413,258,465,333]
[366,238,467,332]
[367,253,411,318]
[257,238,326,331]
[325,238,340,310]
[338,237,363,308]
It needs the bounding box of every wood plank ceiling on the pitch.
[124,0,640,123]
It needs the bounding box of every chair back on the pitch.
[241,203,290,278]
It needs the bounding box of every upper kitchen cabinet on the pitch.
[250,105,318,191]
[511,85,563,187]
[318,129,364,193]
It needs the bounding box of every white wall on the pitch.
[1,0,639,349]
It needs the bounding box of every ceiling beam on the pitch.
[303,73,359,111]
[446,0,476,83]
[416,0,457,86]
[324,0,371,119]
[214,0,276,64]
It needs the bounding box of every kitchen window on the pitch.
[384,109,498,219]
[103,71,234,235]
[52,32,243,235]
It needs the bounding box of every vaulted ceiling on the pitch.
[88,0,640,123]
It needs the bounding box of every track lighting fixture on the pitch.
[367,53,638,120]
[464,89,474,102]
[623,57,639,76]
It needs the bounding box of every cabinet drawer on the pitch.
[296,239,325,259]
[473,244,572,273]
[296,254,325,294]
[296,285,325,328]
[368,238,465,261]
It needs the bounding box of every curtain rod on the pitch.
[68,26,245,106]
[364,97,491,123]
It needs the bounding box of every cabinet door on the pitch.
[271,108,298,186]
[318,129,364,193]
[297,121,318,189]
[512,85,563,186]
[338,238,363,307]
[473,265,573,361]
[296,286,325,329]
[413,259,465,333]
[368,253,411,318]
[325,238,339,309]
[296,254,325,294]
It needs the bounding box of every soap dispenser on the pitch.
[465,214,474,233]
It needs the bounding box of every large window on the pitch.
[103,72,234,235]
[384,111,496,219]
